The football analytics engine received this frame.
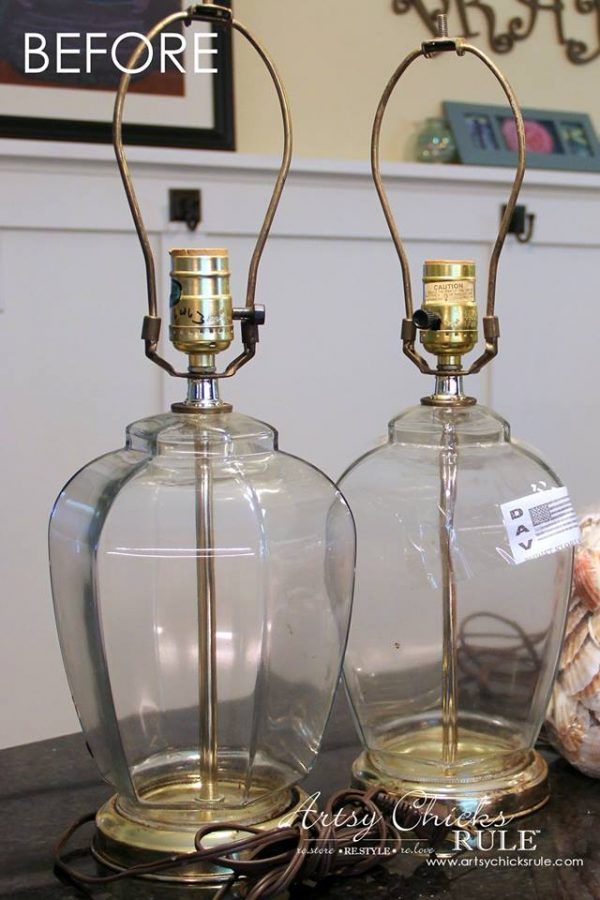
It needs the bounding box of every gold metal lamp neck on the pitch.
[371,13,527,405]
[169,249,234,363]
[419,259,478,408]
[420,260,477,367]
[168,248,232,413]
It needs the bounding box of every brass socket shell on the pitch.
[420,259,478,363]
[169,249,234,355]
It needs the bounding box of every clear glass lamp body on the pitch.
[339,402,572,811]
[49,410,355,832]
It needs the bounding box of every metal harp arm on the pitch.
[371,15,526,376]
[112,2,292,379]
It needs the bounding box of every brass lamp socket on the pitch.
[169,249,234,357]
[418,259,478,367]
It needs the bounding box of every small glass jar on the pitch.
[416,117,456,163]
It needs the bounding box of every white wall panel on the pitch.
[494,242,599,509]
[0,228,162,746]
[1,141,599,747]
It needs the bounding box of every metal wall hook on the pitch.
[503,204,536,244]
[112,2,292,380]
[516,214,535,244]
[169,189,202,232]
[371,12,527,377]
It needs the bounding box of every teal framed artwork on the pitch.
[444,102,600,172]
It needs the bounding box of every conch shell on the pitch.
[546,515,600,777]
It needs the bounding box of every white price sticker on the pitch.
[501,486,580,565]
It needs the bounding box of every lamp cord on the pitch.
[54,787,451,898]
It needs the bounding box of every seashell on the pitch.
[589,610,600,648]
[545,511,600,777]
[575,670,600,712]
[561,608,589,667]
[560,635,600,696]
[573,515,600,610]
[566,599,587,636]
[572,725,600,777]
[547,682,590,754]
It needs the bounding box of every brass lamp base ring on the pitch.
[352,749,549,824]
[92,786,309,883]
[421,393,477,407]
[171,400,234,414]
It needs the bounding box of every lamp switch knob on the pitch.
[413,309,442,331]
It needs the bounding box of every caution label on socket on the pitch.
[424,280,474,302]
[501,486,580,564]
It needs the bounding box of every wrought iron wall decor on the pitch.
[393,1,600,65]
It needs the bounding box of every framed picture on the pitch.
[0,0,234,150]
[444,102,600,172]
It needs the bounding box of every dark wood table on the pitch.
[2,693,599,899]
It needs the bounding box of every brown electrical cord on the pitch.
[55,787,451,897]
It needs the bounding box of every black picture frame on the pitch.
[0,1,235,151]
[444,101,600,172]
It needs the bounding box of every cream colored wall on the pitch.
[233,0,600,161]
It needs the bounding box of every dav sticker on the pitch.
[501,486,580,565]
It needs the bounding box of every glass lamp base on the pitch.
[352,749,549,823]
[93,785,308,883]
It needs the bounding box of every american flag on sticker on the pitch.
[529,497,579,538]
[500,486,580,565]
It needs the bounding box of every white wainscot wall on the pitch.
[1,141,599,747]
